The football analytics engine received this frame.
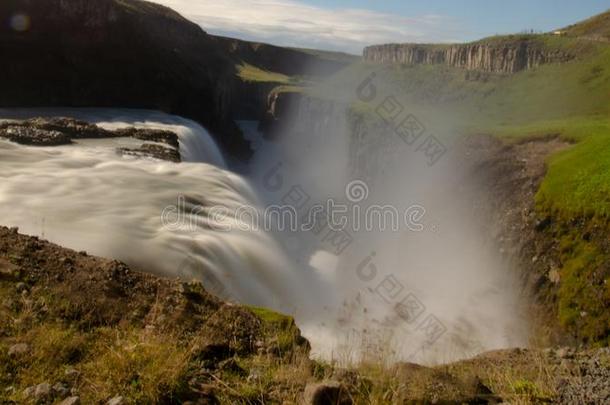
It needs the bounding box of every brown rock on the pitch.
[303,381,351,405]
[8,343,29,356]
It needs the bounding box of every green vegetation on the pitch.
[0,286,191,403]
[563,9,610,40]
[553,229,610,344]
[236,63,293,84]
[236,63,310,96]
[247,306,309,356]
[537,133,610,219]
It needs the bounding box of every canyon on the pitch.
[0,0,609,403]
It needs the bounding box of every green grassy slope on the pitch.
[563,9,610,40]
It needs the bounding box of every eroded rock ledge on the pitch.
[0,117,181,162]
[363,38,574,73]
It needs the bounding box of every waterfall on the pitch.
[0,108,326,316]
[1,106,527,365]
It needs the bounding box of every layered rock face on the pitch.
[363,39,573,73]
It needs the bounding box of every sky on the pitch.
[151,0,610,54]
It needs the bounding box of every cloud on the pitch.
[149,0,463,54]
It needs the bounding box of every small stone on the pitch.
[304,381,352,405]
[107,396,126,405]
[15,282,28,292]
[557,347,574,359]
[31,383,51,399]
[64,367,80,379]
[53,382,70,397]
[59,397,81,405]
[0,258,19,278]
[23,386,36,398]
[8,343,29,356]
[247,367,264,383]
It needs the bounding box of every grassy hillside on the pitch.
[237,63,294,84]
[563,9,610,40]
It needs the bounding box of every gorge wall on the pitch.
[0,0,253,158]
[0,0,351,159]
[363,38,574,73]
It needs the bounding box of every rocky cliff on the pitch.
[363,37,574,73]
[0,0,354,159]
[0,0,258,158]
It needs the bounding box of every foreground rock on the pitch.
[304,381,351,405]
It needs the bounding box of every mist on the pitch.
[244,69,529,364]
[0,100,528,365]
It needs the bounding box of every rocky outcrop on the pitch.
[0,117,181,161]
[363,37,574,73]
[258,90,345,140]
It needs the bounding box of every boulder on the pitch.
[304,381,351,405]
[23,383,51,401]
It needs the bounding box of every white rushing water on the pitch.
[0,108,226,166]
[0,108,527,365]
[0,109,325,314]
